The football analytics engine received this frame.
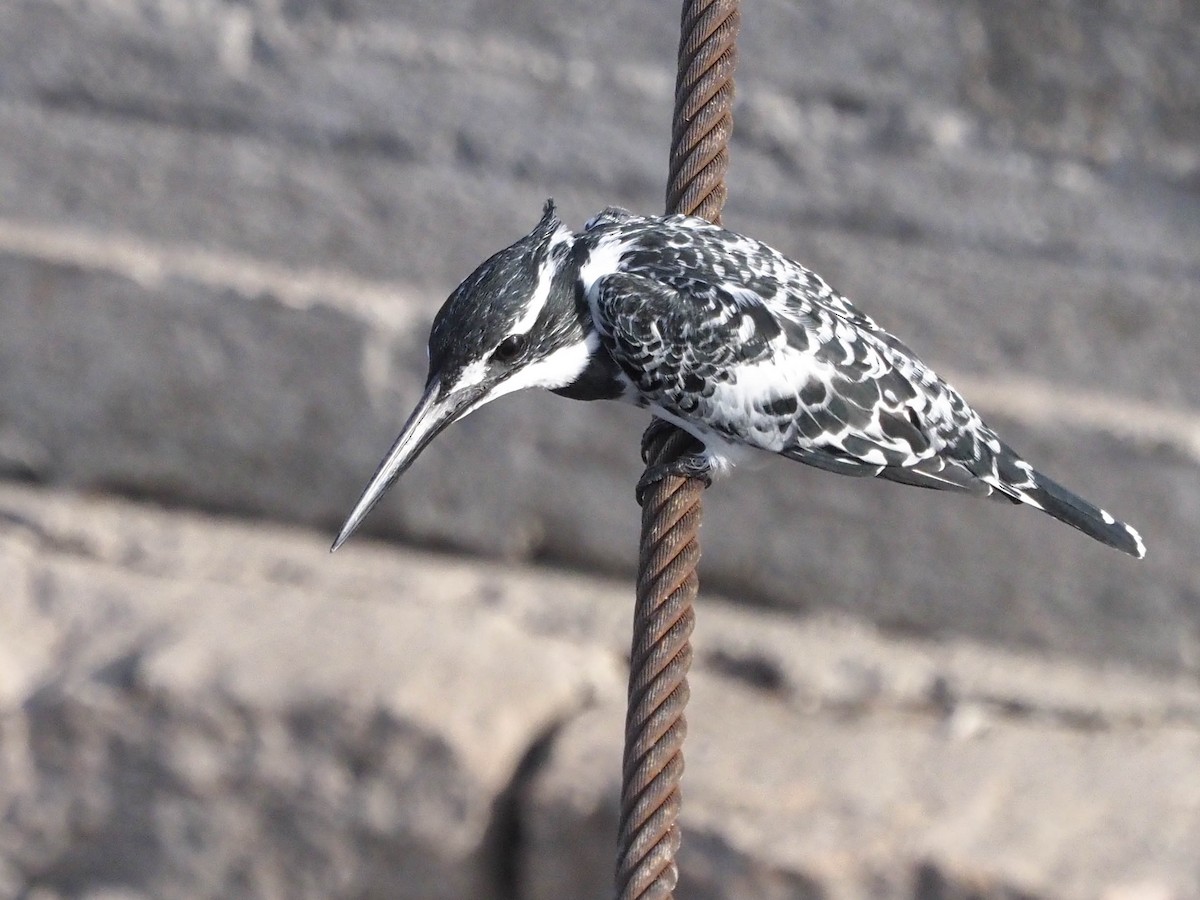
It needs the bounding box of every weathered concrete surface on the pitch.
[2,224,1196,672]
[2,4,1198,897]
[0,2,1196,277]
[0,2,1197,668]
[3,483,1200,899]
[0,484,623,900]
[523,684,1200,900]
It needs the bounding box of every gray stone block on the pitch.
[0,1,1196,279]
[9,232,1200,672]
[0,1,1196,668]
[1,234,1197,669]
[520,669,1200,900]
[1,1,1197,896]
[0,483,619,900]
[4,483,1200,899]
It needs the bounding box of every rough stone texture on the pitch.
[0,1,1197,669]
[0,5,1199,892]
[3,483,1200,899]
[523,684,1200,900]
[2,223,1196,672]
[0,483,624,900]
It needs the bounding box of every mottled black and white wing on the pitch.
[582,217,1144,558]
[590,269,979,481]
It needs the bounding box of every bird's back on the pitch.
[575,210,1144,558]
[579,212,987,473]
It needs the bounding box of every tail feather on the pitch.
[965,439,1147,559]
[1009,467,1146,559]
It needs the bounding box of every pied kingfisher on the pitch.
[332,201,1145,559]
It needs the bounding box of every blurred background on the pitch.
[1,1,1198,898]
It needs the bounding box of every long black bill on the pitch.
[331,377,481,551]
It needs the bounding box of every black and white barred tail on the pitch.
[995,456,1146,559]
[1018,472,1144,559]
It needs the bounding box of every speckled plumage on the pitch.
[333,201,1145,559]
[578,208,1007,485]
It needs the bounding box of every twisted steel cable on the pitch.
[665,0,741,225]
[615,1,740,897]
[616,428,705,899]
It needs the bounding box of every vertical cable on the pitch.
[615,2,740,897]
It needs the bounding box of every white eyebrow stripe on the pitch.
[508,226,573,336]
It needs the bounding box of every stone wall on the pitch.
[2,0,1197,667]
[3,483,1199,899]
[1,2,1198,897]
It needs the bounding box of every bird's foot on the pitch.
[639,417,683,465]
[635,451,712,505]
[637,418,712,504]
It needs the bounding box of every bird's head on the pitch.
[332,200,593,549]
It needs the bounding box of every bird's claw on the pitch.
[635,453,713,506]
[639,418,680,465]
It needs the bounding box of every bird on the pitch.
[331,200,1145,559]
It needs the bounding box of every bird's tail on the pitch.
[993,448,1146,559]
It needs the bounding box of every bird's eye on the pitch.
[493,333,526,362]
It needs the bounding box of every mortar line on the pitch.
[0,216,425,330]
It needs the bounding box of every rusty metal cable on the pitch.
[665,0,741,226]
[615,2,740,898]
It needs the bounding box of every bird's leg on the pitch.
[636,419,712,504]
